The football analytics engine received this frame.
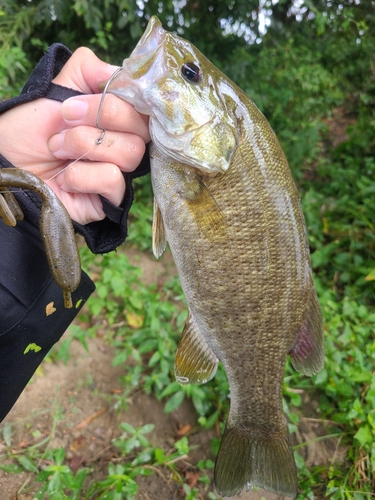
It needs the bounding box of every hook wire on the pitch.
[96,67,123,145]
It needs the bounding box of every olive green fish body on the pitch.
[108,17,324,498]
[150,106,317,496]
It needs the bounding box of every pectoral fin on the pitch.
[183,175,227,241]
[152,197,167,259]
[175,313,218,385]
[289,288,324,376]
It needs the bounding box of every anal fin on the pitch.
[0,192,17,226]
[175,313,218,385]
[3,189,24,221]
[289,288,324,376]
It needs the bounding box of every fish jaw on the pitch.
[106,16,237,174]
[129,16,166,59]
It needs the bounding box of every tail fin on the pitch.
[214,424,298,499]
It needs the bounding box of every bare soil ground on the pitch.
[0,250,345,500]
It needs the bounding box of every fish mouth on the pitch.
[106,16,166,104]
[130,16,166,61]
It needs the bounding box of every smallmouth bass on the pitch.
[107,16,324,498]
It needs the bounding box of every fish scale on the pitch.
[107,16,324,498]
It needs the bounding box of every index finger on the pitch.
[61,94,151,144]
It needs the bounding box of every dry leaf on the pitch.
[177,424,192,437]
[126,312,144,329]
[74,407,107,430]
[111,387,123,394]
[70,437,85,452]
[70,455,83,473]
[46,302,56,316]
[185,470,199,488]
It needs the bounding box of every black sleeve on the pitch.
[0,43,151,254]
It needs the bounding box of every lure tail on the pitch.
[214,422,298,498]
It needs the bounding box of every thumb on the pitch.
[52,47,120,94]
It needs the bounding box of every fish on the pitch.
[106,16,324,498]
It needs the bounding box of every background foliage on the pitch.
[1,0,375,498]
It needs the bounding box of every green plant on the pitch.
[0,8,33,98]
[33,448,91,500]
[112,422,155,457]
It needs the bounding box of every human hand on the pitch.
[0,47,150,224]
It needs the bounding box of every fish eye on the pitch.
[181,62,201,84]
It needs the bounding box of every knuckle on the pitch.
[72,46,95,61]
[124,135,146,166]
[103,96,139,128]
[103,133,146,170]
[106,163,124,182]
[124,103,141,123]
[99,164,126,203]
[69,127,89,152]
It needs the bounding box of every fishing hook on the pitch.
[96,67,123,145]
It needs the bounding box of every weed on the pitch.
[33,448,91,500]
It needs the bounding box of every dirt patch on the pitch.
[322,105,356,148]
[0,334,203,499]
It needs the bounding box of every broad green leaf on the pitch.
[164,390,184,413]
[365,269,375,281]
[2,422,12,446]
[354,425,372,446]
[16,455,38,473]
[119,422,136,434]
[0,463,23,473]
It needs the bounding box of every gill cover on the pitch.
[107,16,238,174]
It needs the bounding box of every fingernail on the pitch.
[48,131,66,154]
[62,98,88,121]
